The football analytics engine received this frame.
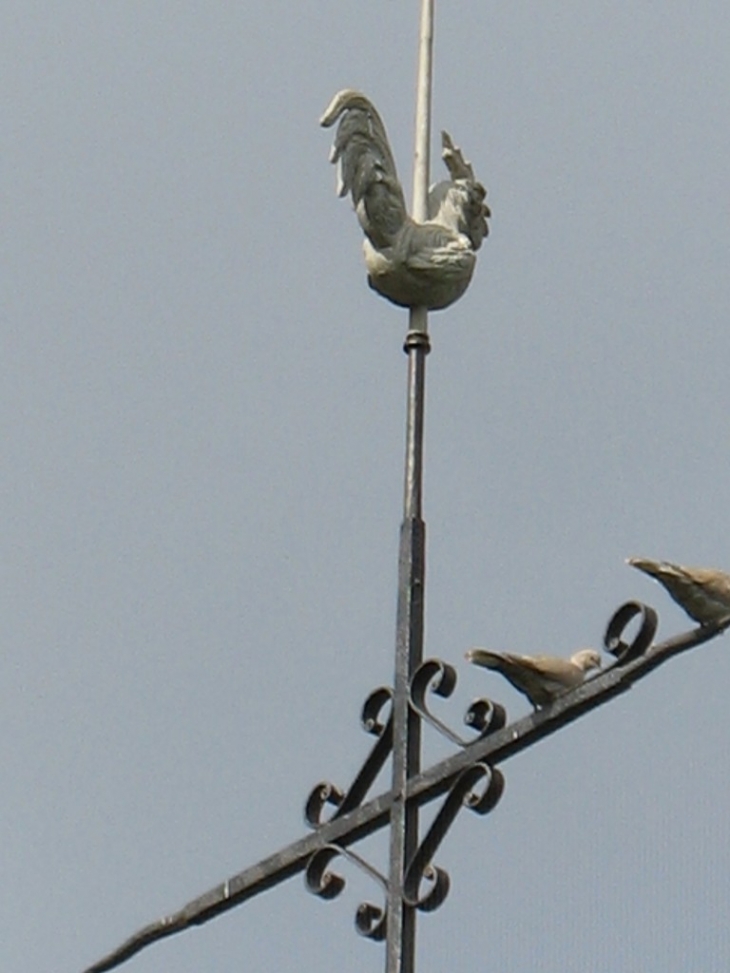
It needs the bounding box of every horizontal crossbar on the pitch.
[81,614,723,973]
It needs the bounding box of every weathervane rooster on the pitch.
[321,89,490,311]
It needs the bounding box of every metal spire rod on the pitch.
[386,4,434,973]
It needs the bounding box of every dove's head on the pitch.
[570,649,602,673]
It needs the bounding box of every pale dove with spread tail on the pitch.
[465,648,602,708]
[627,557,730,627]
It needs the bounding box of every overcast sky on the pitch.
[4,3,730,972]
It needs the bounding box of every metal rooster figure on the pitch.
[320,89,490,311]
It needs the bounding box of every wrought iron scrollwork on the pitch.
[409,657,506,746]
[303,687,393,941]
[604,600,658,665]
[403,762,505,911]
[305,687,393,827]
[83,599,723,973]
[305,844,388,940]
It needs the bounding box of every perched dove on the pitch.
[464,648,602,708]
[627,557,730,627]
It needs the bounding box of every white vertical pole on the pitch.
[412,0,434,222]
[409,0,434,336]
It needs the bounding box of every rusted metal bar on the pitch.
[386,327,430,973]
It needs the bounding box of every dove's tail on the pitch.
[464,648,505,671]
[626,557,684,580]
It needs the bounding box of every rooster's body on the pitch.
[320,90,490,311]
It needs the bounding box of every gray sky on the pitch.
[4,3,730,971]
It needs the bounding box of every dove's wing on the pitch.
[628,556,730,625]
[503,653,585,690]
[466,649,585,707]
